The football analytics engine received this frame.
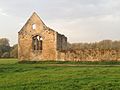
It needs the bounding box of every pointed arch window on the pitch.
[32,35,43,50]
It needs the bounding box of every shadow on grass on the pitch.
[18,60,120,65]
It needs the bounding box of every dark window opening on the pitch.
[32,35,43,51]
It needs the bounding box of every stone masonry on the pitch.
[18,12,67,61]
[18,12,120,62]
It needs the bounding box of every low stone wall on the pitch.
[59,49,120,61]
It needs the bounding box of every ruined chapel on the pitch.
[18,12,67,61]
[18,12,120,62]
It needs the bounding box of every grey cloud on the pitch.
[0,0,120,45]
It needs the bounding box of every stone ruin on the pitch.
[18,12,120,61]
[18,12,67,61]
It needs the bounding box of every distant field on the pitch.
[0,59,120,90]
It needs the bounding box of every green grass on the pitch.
[0,59,120,90]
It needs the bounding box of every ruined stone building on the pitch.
[18,12,120,62]
[18,12,67,61]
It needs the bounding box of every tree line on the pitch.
[68,40,120,50]
[0,38,18,58]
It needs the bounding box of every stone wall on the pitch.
[57,33,67,51]
[56,33,67,61]
[18,12,69,61]
[18,12,58,61]
[58,49,120,61]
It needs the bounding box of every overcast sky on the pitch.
[0,0,120,45]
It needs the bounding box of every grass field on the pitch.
[0,59,120,90]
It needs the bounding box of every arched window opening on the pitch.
[32,35,43,51]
